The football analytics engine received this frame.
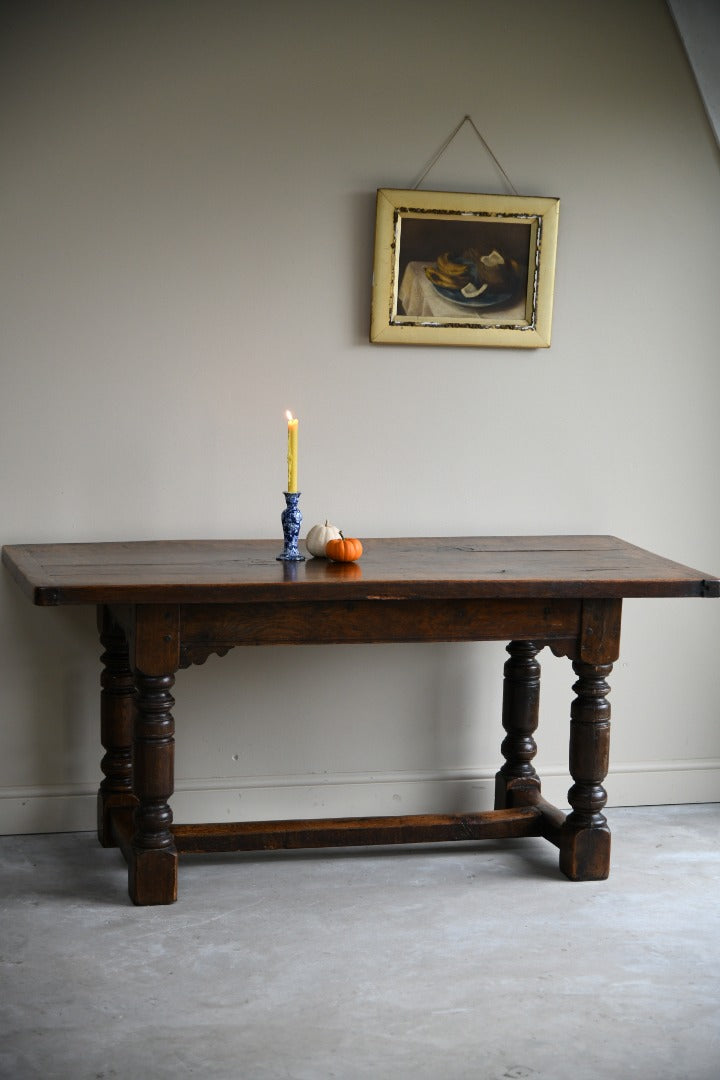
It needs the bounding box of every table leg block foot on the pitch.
[128,847,178,906]
[97,792,138,848]
[494,774,541,810]
[559,824,610,881]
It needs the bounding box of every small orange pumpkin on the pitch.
[325,532,363,562]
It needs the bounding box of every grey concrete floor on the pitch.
[1,805,719,1080]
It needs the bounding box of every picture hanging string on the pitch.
[411,115,519,195]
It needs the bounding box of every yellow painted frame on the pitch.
[370,188,559,349]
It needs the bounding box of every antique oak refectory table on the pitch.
[3,535,718,906]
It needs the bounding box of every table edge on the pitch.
[3,537,718,606]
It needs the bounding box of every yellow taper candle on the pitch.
[286,410,298,492]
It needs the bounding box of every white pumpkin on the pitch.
[305,520,341,558]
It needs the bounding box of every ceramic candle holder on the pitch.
[277,491,305,562]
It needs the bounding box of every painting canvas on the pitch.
[370,188,559,348]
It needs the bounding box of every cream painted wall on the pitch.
[1,0,719,834]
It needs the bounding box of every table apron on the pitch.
[177,597,583,651]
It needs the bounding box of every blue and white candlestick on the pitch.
[277,491,305,562]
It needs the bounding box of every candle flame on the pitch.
[285,410,294,422]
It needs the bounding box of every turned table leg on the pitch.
[127,604,180,905]
[129,670,178,905]
[97,608,137,846]
[494,641,542,809]
[559,660,612,881]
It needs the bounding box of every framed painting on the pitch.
[370,188,559,348]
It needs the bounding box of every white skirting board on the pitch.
[1,761,719,835]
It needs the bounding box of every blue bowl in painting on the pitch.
[425,249,521,309]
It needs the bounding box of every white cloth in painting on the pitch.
[398,261,526,321]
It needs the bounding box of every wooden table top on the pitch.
[3,536,718,606]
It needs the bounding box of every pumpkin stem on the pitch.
[339,530,344,539]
